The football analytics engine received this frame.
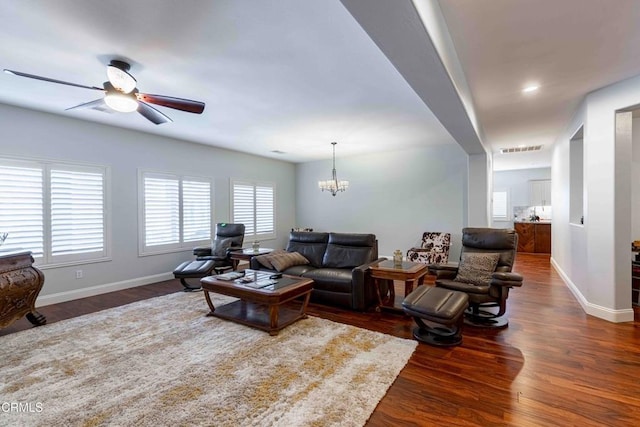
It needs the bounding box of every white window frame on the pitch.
[492,189,510,221]
[0,156,111,268]
[138,170,213,256]
[230,179,276,242]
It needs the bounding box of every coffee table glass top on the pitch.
[229,248,273,256]
[370,259,427,273]
[213,269,295,291]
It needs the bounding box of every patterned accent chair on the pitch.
[406,232,451,265]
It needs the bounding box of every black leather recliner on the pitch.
[173,223,245,291]
[429,227,523,328]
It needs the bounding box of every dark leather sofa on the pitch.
[249,231,385,311]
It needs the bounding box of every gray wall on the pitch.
[632,117,640,239]
[552,73,640,322]
[0,104,296,301]
[295,143,468,260]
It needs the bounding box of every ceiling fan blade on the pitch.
[3,69,104,91]
[138,101,173,125]
[65,98,106,111]
[136,93,205,114]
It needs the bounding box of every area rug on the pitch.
[1,292,417,427]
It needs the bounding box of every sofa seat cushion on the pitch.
[302,268,353,293]
[283,264,317,276]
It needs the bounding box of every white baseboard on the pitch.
[36,272,175,307]
[550,257,635,323]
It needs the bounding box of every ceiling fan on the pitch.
[3,60,205,125]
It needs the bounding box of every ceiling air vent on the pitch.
[499,145,542,154]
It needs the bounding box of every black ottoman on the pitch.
[402,286,469,347]
[173,259,218,291]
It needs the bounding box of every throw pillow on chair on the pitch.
[453,252,500,286]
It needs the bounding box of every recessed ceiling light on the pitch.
[522,85,540,93]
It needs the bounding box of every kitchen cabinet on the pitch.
[514,222,551,254]
[529,179,551,206]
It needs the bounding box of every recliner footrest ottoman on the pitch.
[402,286,469,347]
[173,259,221,291]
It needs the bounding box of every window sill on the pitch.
[36,256,113,270]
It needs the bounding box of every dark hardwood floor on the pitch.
[3,254,640,426]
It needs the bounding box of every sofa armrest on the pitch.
[350,257,387,311]
[249,257,262,270]
[491,271,523,288]
[428,262,459,280]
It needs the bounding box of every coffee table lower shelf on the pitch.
[206,298,309,335]
[201,273,313,336]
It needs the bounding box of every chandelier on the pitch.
[318,142,349,196]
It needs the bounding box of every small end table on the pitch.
[368,259,429,312]
[228,248,273,270]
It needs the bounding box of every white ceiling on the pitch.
[1,1,640,169]
[437,0,640,170]
[0,0,456,163]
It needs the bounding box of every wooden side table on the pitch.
[368,259,429,312]
[0,250,47,329]
[228,248,274,270]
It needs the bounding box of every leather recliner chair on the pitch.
[429,227,523,328]
[173,223,245,291]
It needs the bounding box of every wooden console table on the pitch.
[0,250,46,329]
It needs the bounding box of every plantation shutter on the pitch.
[0,163,44,257]
[183,180,211,242]
[493,191,508,220]
[232,183,255,236]
[50,168,105,257]
[231,180,275,240]
[144,176,180,246]
[255,185,274,236]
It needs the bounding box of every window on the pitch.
[0,157,109,266]
[492,190,509,220]
[231,180,275,241]
[139,171,212,255]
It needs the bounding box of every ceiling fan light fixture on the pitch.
[104,92,138,112]
[522,84,540,94]
[107,64,137,94]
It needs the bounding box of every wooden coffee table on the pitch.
[200,270,313,335]
[368,260,429,312]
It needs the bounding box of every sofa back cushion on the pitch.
[322,233,376,269]
[286,231,329,268]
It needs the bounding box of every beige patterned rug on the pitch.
[1,292,417,427]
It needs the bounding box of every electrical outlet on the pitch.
[75,270,83,279]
